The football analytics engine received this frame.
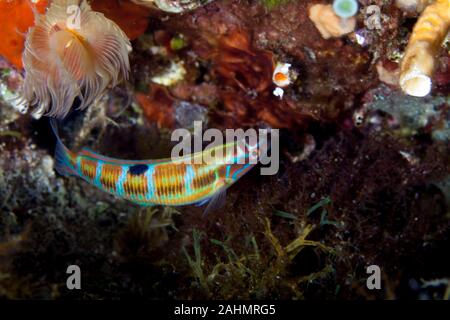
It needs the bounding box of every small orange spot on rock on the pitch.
[274,72,288,82]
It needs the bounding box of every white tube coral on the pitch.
[21,0,132,118]
[399,0,450,97]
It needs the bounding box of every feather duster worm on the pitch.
[399,0,450,97]
[21,0,132,118]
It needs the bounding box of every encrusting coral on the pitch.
[399,0,450,97]
[20,0,132,118]
[308,3,357,39]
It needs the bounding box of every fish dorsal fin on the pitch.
[79,147,172,165]
[79,147,211,166]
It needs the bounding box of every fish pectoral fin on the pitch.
[195,198,211,207]
[202,188,227,216]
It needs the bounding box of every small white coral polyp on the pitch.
[21,0,132,118]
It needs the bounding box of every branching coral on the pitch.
[20,0,132,118]
[399,0,450,97]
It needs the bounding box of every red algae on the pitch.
[90,0,152,41]
[136,84,175,128]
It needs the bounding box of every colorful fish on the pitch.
[51,120,262,212]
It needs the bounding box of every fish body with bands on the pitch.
[52,121,258,211]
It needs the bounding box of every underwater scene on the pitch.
[0,0,449,301]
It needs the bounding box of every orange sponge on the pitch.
[0,0,48,69]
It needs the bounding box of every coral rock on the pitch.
[308,4,356,39]
[131,0,214,13]
[376,60,401,87]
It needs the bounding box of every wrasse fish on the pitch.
[51,121,261,212]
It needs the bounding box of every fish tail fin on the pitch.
[50,119,77,177]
